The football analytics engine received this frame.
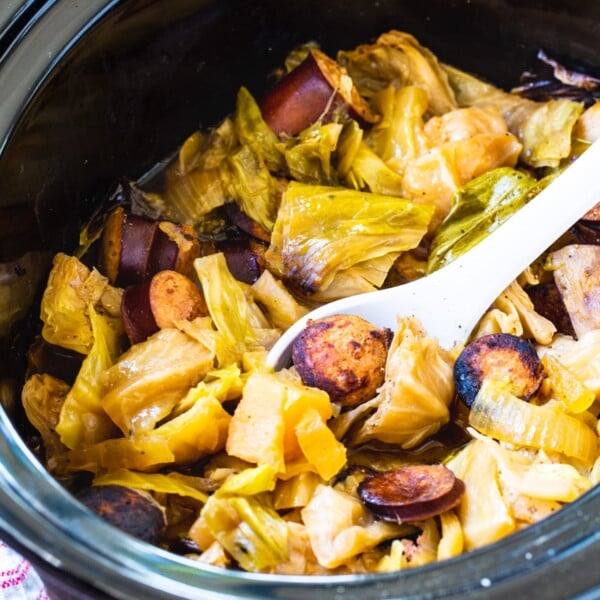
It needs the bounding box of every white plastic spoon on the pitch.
[267,140,600,370]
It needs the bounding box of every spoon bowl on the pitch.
[267,140,600,370]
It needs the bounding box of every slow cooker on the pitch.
[2,1,600,598]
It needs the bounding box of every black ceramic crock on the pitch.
[2,1,600,598]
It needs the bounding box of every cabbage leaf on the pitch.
[427,167,539,273]
[337,30,457,115]
[101,328,214,436]
[56,305,120,449]
[40,253,122,355]
[443,64,584,168]
[194,253,280,363]
[265,182,433,293]
[350,317,455,449]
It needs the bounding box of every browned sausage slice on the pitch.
[454,333,544,407]
[122,270,208,344]
[260,49,377,137]
[358,464,465,522]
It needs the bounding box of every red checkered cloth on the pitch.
[0,540,49,599]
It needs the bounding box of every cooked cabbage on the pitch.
[350,317,455,448]
[265,182,433,294]
[427,168,538,273]
[101,328,214,436]
[474,279,557,345]
[21,373,69,463]
[40,253,123,355]
[446,439,515,550]
[56,305,120,449]
[337,30,457,115]
[197,465,289,571]
[469,380,598,465]
[194,253,280,363]
[301,484,405,569]
[443,63,584,168]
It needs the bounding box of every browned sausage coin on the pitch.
[358,464,465,522]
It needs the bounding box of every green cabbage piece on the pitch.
[224,144,279,232]
[342,141,405,196]
[265,182,434,293]
[234,86,285,172]
[284,122,343,184]
[337,30,457,115]
[426,167,539,273]
[443,64,584,168]
[56,305,120,449]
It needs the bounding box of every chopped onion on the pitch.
[469,380,598,465]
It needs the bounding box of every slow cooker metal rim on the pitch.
[2,1,600,598]
[0,0,118,158]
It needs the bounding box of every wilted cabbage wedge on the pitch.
[40,253,122,355]
[265,181,434,293]
[337,30,457,115]
[443,63,584,168]
[194,253,280,363]
[350,317,455,449]
[101,328,214,436]
[427,167,539,273]
[199,464,290,571]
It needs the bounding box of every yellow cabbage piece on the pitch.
[226,371,346,479]
[308,253,399,302]
[234,86,284,172]
[541,353,596,414]
[198,464,289,571]
[342,141,405,196]
[225,144,279,232]
[402,131,521,229]
[94,469,209,503]
[149,382,231,463]
[443,63,584,168]
[437,511,464,561]
[53,437,174,474]
[537,330,600,396]
[56,305,120,449]
[365,85,429,174]
[285,122,343,184]
[194,253,280,363]
[300,484,404,569]
[40,253,122,355]
[273,472,322,511]
[337,30,457,115]
[474,279,557,345]
[351,317,455,449]
[447,439,515,550]
[101,328,214,436]
[250,270,309,330]
[468,429,592,503]
[21,373,69,463]
[573,102,600,143]
[265,182,433,294]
